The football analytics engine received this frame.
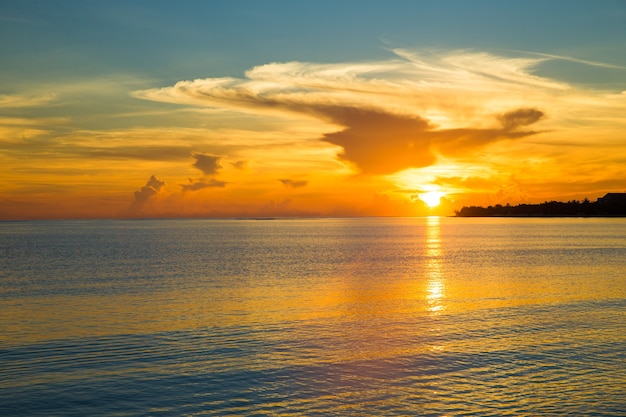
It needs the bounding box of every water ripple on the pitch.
[1,218,625,416]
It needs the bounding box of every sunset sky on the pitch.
[1,0,625,219]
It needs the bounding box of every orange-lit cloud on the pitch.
[231,160,248,170]
[127,175,165,215]
[192,153,222,175]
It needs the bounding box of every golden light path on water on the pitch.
[425,216,445,316]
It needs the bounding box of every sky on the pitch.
[1,0,625,219]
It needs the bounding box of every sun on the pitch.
[419,191,444,208]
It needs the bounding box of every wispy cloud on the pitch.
[0,93,56,108]
[231,160,248,170]
[181,178,226,191]
[279,178,308,189]
[508,49,626,70]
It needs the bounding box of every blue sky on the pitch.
[3,0,625,86]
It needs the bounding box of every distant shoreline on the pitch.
[455,193,626,217]
[455,214,626,218]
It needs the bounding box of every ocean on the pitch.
[1,217,625,416]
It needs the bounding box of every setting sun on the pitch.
[420,191,444,208]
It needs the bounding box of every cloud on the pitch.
[511,50,626,70]
[319,105,544,174]
[134,49,623,175]
[231,160,248,170]
[2,127,253,162]
[0,93,56,108]
[181,178,227,191]
[192,153,222,175]
[498,108,545,131]
[319,108,435,174]
[279,178,308,189]
[135,174,165,201]
[87,146,193,161]
[128,175,165,213]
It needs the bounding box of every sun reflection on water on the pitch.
[425,216,445,316]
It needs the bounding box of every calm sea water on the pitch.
[1,217,625,416]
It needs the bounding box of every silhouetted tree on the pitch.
[455,196,626,217]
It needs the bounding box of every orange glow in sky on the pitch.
[1,2,625,219]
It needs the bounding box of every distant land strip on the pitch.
[455,193,626,217]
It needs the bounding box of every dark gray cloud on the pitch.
[192,153,222,175]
